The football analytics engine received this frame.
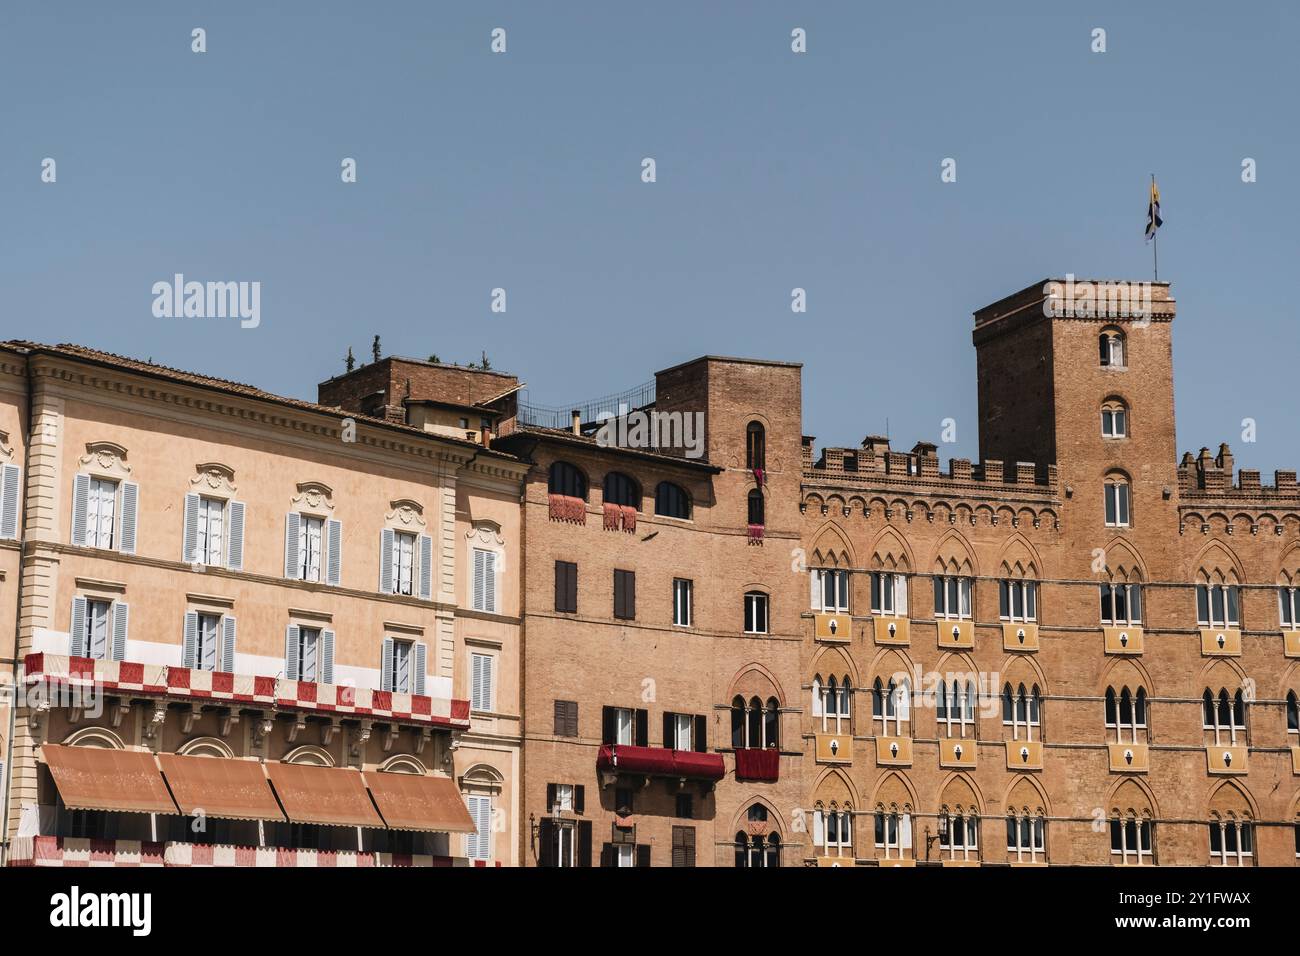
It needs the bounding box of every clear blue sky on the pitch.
[3,2,1297,474]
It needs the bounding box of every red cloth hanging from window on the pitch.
[603,502,621,530]
[748,523,765,542]
[734,747,780,782]
[549,494,587,524]
[620,505,637,534]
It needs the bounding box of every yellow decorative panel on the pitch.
[815,732,852,764]
[937,619,974,649]
[1200,628,1241,657]
[873,616,910,646]
[1284,631,1300,658]
[816,856,854,868]
[1107,743,1149,772]
[815,612,851,642]
[878,857,915,867]
[1205,745,1248,775]
[941,859,980,867]
[1005,740,1043,771]
[939,737,977,769]
[1292,747,1300,775]
[1002,622,1038,651]
[875,735,912,766]
[1103,626,1143,655]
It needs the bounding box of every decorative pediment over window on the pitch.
[386,498,428,529]
[292,481,335,513]
[191,462,237,497]
[0,430,12,461]
[466,519,504,547]
[79,441,132,478]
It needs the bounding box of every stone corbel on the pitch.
[218,710,239,737]
[110,700,132,729]
[251,713,274,751]
[382,723,400,753]
[27,700,51,743]
[413,726,431,755]
[142,701,167,741]
[287,715,307,743]
[322,717,341,747]
[180,707,199,735]
[350,719,373,758]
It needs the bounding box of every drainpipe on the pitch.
[1,354,33,865]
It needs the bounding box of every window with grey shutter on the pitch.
[183,493,200,563]
[111,601,129,661]
[69,596,88,658]
[413,641,427,696]
[672,826,696,867]
[380,527,395,593]
[118,482,138,555]
[71,473,90,546]
[470,652,492,711]
[320,629,334,685]
[226,500,244,570]
[284,624,301,680]
[380,636,395,692]
[326,519,342,585]
[0,462,20,539]
[195,613,219,671]
[284,513,301,579]
[418,534,433,600]
[472,548,497,612]
[220,615,237,673]
[554,699,578,737]
[182,610,199,668]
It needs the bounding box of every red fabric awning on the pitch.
[363,772,476,833]
[265,762,384,828]
[596,744,725,782]
[42,744,178,815]
[158,753,285,822]
[734,747,780,782]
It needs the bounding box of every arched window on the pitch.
[938,806,980,862]
[1101,399,1128,439]
[813,805,853,858]
[731,695,746,748]
[872,677,909,736]
[1196,574,1240,628]
[1104,474,1131,527]
[874,804,911,861]
[938,678,977,738]
[1209,813,1254,867]
[1100,579,1142,625]
[654,481,690,519]
[764,696,780,748]
[747,489,765,528]
[735,829,780,868]
[1004,682,1041,741]
[602,472,639,509]
[999,577,1037,623]
[548,461,587,499]
[1106,686,1148,743]
[746,422,766,471]
[1280,573,1299,629]
[819,676,851,733]
[1287,690,1299,735]
[1100,328,1126,368]
[1007,811,1046,862]
[730,695,780,749]
[1111,812,1153,865]
[1202,687,1247,745]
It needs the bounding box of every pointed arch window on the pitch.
[1110,813,1153,865]
[938,807,980,862]
[1209,815,1254,867]
[813,805,853,858]
[1101,399,1128,438]
[1100,328,1126,368]
[937,678,977,738]
[1105,686,1148,743]
[1202,688,1247,746]
[1003,682,1041,741]
[872,677,909,736]
[1197,577,1240,628]
[1104,475,1131,527]
[746,422,766,471]
[1006,811,1046,862]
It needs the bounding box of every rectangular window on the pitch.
[673,578,693,627]
[391,638,412,693]
[670,713,693,750]
[675,793,693,819]
[1280,587,1297,628]
[1006,816,1045,862]
[297,627,321,683]
[1197,584,1240,627]
[299,516,323,582]
[1110,818,1153,865]
[870,572,907,615]
[672,826,696,868]
[554,560,578,613]
[196,496,225,565]
[933,576,972,619]
[195,612,221,672]
[87,477,118,549]
[85,599,112,660]
[1104,482,1131,527]
[939,814,979,861]
[472,548,498,612]
[553,699,578,737]
[744,592,769,634]
[613,569,635,620]
[391,531,416,596]
[552,821,576,868]
[1100,583,1142,625]
[465,795,492,861]
[616,845,636,868]
[471,652,494,712]
[552,783,574,812]
[615,707,634,746]
[999,580,1037,622]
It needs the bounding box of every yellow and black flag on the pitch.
[1145,176,1163,242]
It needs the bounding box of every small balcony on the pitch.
[596,744,725,785]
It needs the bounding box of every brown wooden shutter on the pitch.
[538,819,555,867]
[602,706,616,745]
[636,844,651,868]
[627,570,635,618]
[553,700,564,736]
[601,842,614,867]
[634,708,648,747]
[694,714,707,753]
[567,562,577,611]
[612,570,623,619]
[554,561,564,611]
[574,784,585,814]
[663,712,675,749]
[546,783,557,811]
[579,820,593,867]
[566,701,579,737]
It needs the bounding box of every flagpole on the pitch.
[1151,173,1158,281]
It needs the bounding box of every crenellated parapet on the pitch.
[1177,443,1300,536]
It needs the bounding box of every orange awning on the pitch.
[42,744,178,815]
[264,762,383,828]
[363,771,477,833]
[158,753,285,822]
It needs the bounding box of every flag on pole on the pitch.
[1145,177,1163,242]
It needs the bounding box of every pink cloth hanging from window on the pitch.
[549,494,587,524]
[620,505,637,534]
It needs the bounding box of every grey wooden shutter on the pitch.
[483,551,497,612]
[283,513,301,579]
[567,701,579,737]
[119,482,138,555]
[220,615,236,672]
[111,602,129,661]
[0,463,20,539]
[182,611,199,668]
[418,534,433,600]
[69,596,88,657]
[472,549,486,610]
[380,636,394,692]
[321,629,334,685]
[413,641,427,696]
[226,501,245,570]
[284,624,300,680]
[71,473,90,545]
[182,493,200,562]
[326,519,342,585]
[379,528,394,592]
